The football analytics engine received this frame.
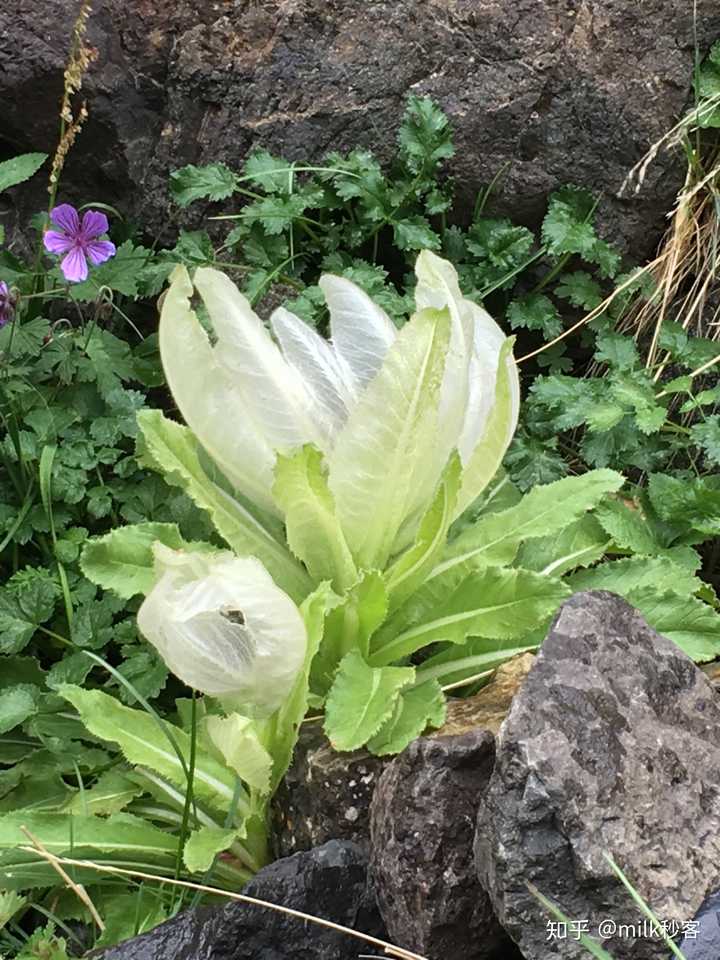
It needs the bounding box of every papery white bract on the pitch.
[158,251,520,570]
[137,545,307,715]
[412,250,521,516]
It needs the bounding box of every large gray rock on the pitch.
[370,731,520,960]
[677,888,720,959]
[475,591,720,960]
[101,839,386,960]
[3,1,720,257]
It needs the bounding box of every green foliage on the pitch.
[169,162,239,206]
[515,324,720,492]
[168,95,621,334]
[324,652,416,751]
[2,83,720,960]
[0,309,214,715]
[0,154,47,194]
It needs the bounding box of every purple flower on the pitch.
[0,282,14,328]
[43,204,116,283]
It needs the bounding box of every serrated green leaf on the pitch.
[312,572,388,696]
[393,216,441,251]
[243,150,294,194]
[204,713,272,795]
[555,271,603,310]
[680,386,720,413]
[137,409,311,602]
[273,444,357,590]
[0,153,47,193]
[594,498,662,555]
[115,649,169,704]
[0,656,46,689]
[647,473,720,538]
[516,515,610,577]
[16,575,58,623]
[63,769,143,815]
[14,923,70,959]
[529,373,602,430]
[585,401,626,432]
[92,890,167,950]
[243,193,318,235]
[569,556,701,598]
[184,825,238,873]
[542,186,598,256]
[443,469,624,572]
[0,890,26,928]
[609,372,667,435]
[398,95,455,173]
[170,162,238,206]
[506,433,569,491]
[367,680,446,756]
[629,588,720,663]
[371,566,571,666]
[594,332,639,371]
[80,522,190,598]
[507,294,562,338]
[58,686,238,813]
[691,416,720,466]
[324,651,415,751]
[466,219,534,276]
[0,685,38,734]
[589,239,622,279]
[0,812,179,890]
[0,580,57,655]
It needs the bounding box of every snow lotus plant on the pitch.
[75,251,628,877]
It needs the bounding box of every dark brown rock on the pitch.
[3,1,720,258]
[272,722,387,857]
[274,654,533,858]
[475,590,720,960]
[370,730,520,960]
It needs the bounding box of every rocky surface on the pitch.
[101,839,385,960]
[370,730,520,960]
[275,654,533,856]
[475,590,720,960]
[676,888,720,959]
[434,651,535,737]
[272,722,386,856]
[3,1,720,257]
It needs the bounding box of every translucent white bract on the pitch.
[159,251,520,565]
[137,545,307,714]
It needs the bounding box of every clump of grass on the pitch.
[618,43,720,377]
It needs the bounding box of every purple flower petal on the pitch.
[85,239,116,266]
[80,209,110,241]
[44,230,74,255]
[50,204,80,236]
[0,281,13,327]
[60,247,89,283]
